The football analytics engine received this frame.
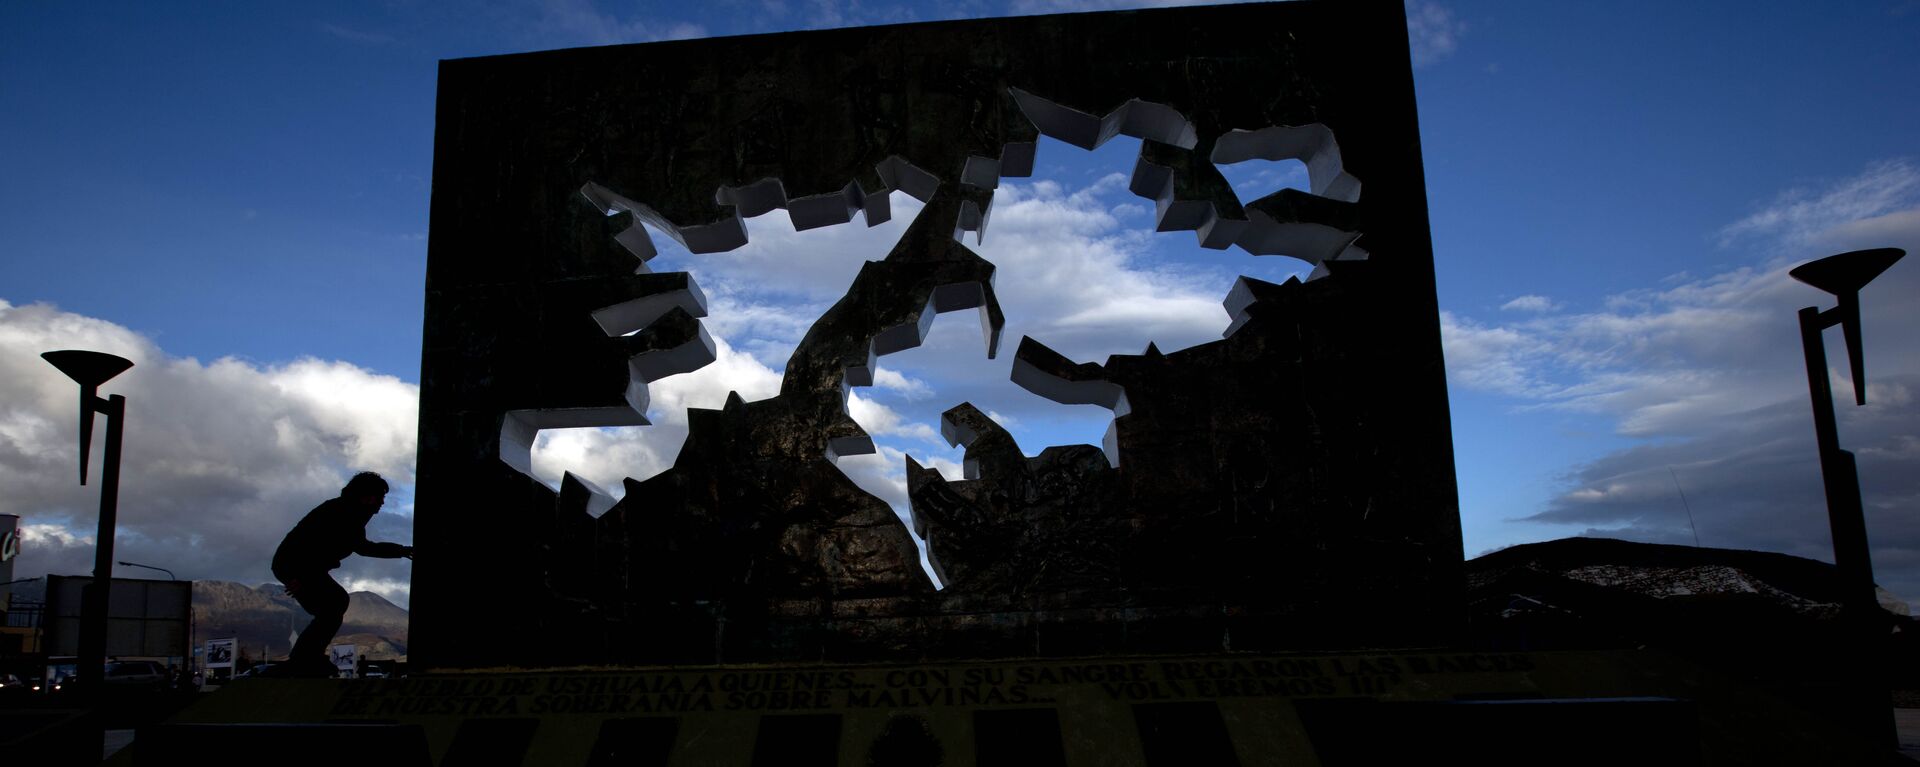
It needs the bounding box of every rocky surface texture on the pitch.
[415,1,1459,668]
[908,261,1456,642]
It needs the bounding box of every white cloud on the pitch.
[1439,311,1556,398]
[336,575,414,607]
[1720,158,1920,251]
[19,523,92,549]
[1523,383,1920,600]
[872,368,934,400]
[830,444,962,517]
[526,335,783,494]
[974,174,1236,360]
[1500,294,1559,312]
[1405,0,1465,67]
[847,391,944,445]
[0,300,419,604]
[654,195,926,305]
[1445,176,1920,600]
[269,359,419,477]
[1447,242,1918,439]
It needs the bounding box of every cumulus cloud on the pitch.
[1444,163,1920,600]
[0,300,419,604]
[847,391,945,445]
[872,368,935,400]
[526,335,783,493]
[975,174,1241,359]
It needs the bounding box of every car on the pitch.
[103,660,168,690]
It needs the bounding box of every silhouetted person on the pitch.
[272,472,412,677]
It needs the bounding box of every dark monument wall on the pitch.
[414,0,1460,669]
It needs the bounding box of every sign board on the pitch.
[0,514,17,614]
[330,643,362,679]
[42,574,192,658]
[0,514,18,563]
[206,638,237,669]
[205,637,238,686]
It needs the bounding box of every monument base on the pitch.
[125,649,1891,766]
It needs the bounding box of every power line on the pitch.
[1669,465,1701,548]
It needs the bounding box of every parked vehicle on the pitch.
[103,660,168,690]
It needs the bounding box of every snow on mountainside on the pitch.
[1469,536,1911,618]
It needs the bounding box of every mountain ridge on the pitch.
[190,579,408,660]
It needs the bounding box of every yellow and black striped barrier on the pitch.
[126,649,1881,766]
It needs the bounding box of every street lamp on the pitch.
[1789,246,1904,750]
[117,561,175,580]
[117,560,191,683]
[41,349,133,696]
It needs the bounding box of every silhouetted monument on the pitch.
[413,0,1460,669]
[131,5,1903,765]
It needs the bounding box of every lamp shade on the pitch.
[42,350,133,484]
[1788,248,1904,296]
[41,350,134,388]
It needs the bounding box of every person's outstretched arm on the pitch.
[354,538,414,559]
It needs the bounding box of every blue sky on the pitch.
[3,1,1917,609]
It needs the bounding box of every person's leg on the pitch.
[288,573,348,668]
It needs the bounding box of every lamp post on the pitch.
[117,560,175,580]
[1788,247,1904,750]
[117,560,190,685]
[41,349,133,697]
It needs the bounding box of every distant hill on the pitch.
[191,580,408,661]
[1465,536,1911,638]
[1464,537,1919,719]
